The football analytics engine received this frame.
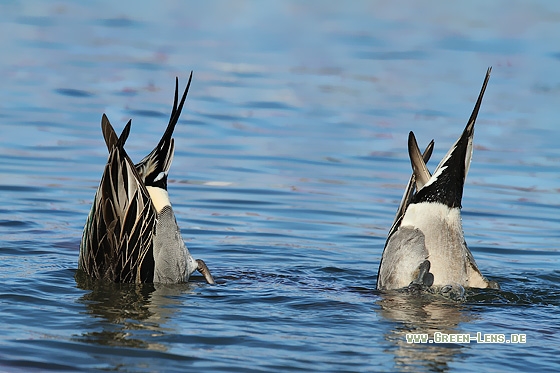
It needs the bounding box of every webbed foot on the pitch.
[196,259,215,284]
[410,260,434,287]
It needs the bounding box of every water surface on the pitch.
[0,1,559,372]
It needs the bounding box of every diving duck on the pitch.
[79,73,214,284]
[377,68,498,291]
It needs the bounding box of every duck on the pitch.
[78,72,215,284]
[377,68,499,291]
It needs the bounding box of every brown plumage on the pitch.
[79,73,214,284]
[79,118,156,283]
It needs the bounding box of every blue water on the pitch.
[1,1,559,372]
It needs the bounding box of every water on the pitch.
[1,1,559,371]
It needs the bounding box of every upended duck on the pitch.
[377,68,499,291]
[78,72,214,284]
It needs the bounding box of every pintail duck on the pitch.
[377,68,499,291]
[78,73,214,284]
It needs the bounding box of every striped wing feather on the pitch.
[79,74,195,283]
[79,142,156,283]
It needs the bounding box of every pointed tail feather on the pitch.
[136,72,193,187]
[464,67,491,136]
[462,67,491,178]
[101,114,118,151]
[102,114,132,151]
[413,68,492,208]
[408,131,432,190]
[388,139,434,237]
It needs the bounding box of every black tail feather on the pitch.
[135,73,193,187]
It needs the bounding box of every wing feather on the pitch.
[79,121,156,283]
[387,139,434,238]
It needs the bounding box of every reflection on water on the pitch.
[1,0,560,371]
[377,292,473,372]
[75,271,196,352]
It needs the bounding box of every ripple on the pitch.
[1,1,559,372]
[243,101,297,110]
[355,50,428,60]
[0,220,37,228]
[54,88,94,98]
[99,17,140,28]
[127,109,167,118]
[438,36,524,54]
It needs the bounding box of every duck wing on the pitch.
[79,117,156,283]
[387,138,434,238]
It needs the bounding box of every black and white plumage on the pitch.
[377,68,498,291]
[79,73,214,284]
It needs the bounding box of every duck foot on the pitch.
[196,259,215,284]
